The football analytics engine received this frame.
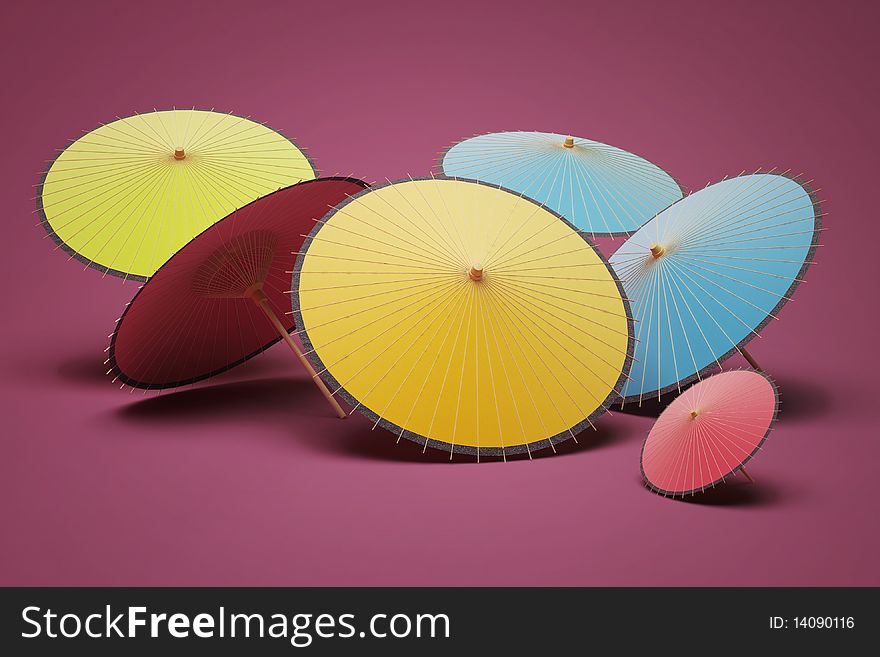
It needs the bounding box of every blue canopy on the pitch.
[609,173,821,402]
[441,131,683,237]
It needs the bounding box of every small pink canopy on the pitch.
[641,370,779,496]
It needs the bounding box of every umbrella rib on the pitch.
[661,257,757,353]
[657,261,682,394]
[404,177,472,266]
[296,272,451,292]
[57,162,173,264]
[635,255,662,403]
[344,280,468,415]
[666,172,779,245]
[423,279,473,450]
[444,139,559,185]
[304,223,457,271]
[41,159,167,227]
[480,279,532,456]
[677,228,819,251]
[490,237,607,272]
[481,194,556,269]
[103,165,180,277]
[134,112,177,156]
[661,260,702,389]
[360,282,470,428]
[660,260,724,377]
[487,279,594,436]
[584,150,656,239]
[679,200,820,249]
[295,276,445,313]
[38,158,163,210]
[193,156,312,186]
[449,284,477,455]
[489,278,617,408]
[37,157,164,190]
[112,113,171,151]
[320,204,461,270]
[295,246,456,273]
[480,189,546,272]
[683,254,809,280]
[570,149,629,236]
[583,148,680,210]
[185,113,257,152]
[674,257,795,300]
[675,177,808,246]
[670,256,780,323]
[366,188,468,267]
[294,277,460,335]
[479,150,568,266]
[195,121,300,153]
[304,278,461,366]
[390,281,470,447]
[494,275,634,340]
[487,284,566,446]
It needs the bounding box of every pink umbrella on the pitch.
[640,370,779,497]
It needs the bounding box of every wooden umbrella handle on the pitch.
[739,346,763,372]
[249,288,346,419]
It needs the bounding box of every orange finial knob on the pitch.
[649,243,666,259]
[174,147,186,160]
[468,263,484,281]
[563,136,575,148]
[690,410,700,420]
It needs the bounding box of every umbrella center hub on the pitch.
[649,243,666,259]
[563,136,575,149]
[690,409,701,420]
[174,147,186,160]
[468,263,484,282]
[191,230,278,298]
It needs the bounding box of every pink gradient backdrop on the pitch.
[1,0,878,585]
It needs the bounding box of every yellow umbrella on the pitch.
[292,177,634,459]
[37,108,316,280]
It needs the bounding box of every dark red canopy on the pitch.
[108,177,368,389]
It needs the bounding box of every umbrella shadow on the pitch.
[54,350,286,389]
[616,375,833,422]
[56,352,113,387]
[646,477,789,507]
[300,419,628,464]
[679,480,786,507]
[774,377,833,421]
[115,377,328,424]
[115,377,635,463]
[615,394,677,418]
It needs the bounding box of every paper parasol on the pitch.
[439,131,683,238]
[38,109,317,281]
[107,177,368,417]
[608,171,822,404]
[641,369,779,497]
[292,177,634,459]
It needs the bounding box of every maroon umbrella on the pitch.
[107,177,368,417]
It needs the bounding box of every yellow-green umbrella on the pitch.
[38,108,316,280]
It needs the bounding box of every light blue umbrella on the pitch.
[609,172,822,403]
[440,131,683,237]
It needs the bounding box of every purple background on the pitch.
[2,0,878,586]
